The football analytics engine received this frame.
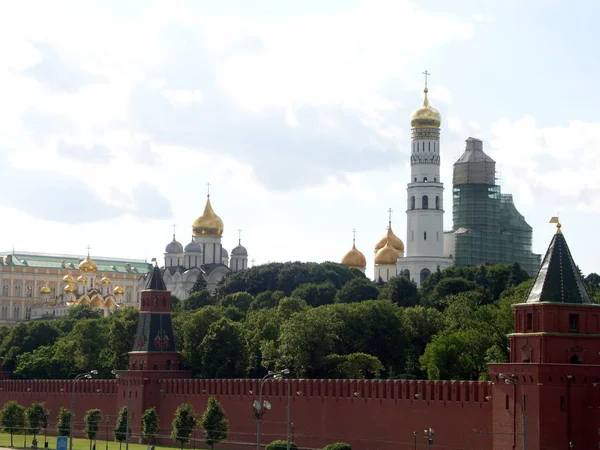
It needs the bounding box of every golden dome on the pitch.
[77,275,88,283]
[375,223,405,253]
[40,286,51,295]
[113,285,124,296]
[79,254,98,273]
[192,196,224,237]
[62,274,75,284]
[101,276,111,285]
[375,240,400,265]
[410,88,441,129]
[342,244,367,269]
[64,284,75,294]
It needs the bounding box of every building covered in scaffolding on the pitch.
[444,137,541,275]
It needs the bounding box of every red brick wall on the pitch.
[0,378,493,450]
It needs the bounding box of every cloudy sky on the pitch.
[1,0,599,276]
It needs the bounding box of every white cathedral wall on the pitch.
[192,235,222,265]
[374,264,397,282]
[444,231,456,259]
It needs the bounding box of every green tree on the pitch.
[201,397,228,450]
[219,292,254,312]
[171,404,197,450]
[336,278,379,304]
[291,282,337,307]
[56,407,71,437]
[84,409,102,449]
[378,276,418,307]
[325,353,384,379]
[114,406,131,450]
[0,321,61,373]
[141,408,160,445]
[181,306,227,373]
[26,402,48,438]
[189,274,208,294]
[199,317,247,378]
[183,291,216,311]
[1,400,25,446]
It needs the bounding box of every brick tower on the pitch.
[114,263,191,437]
[489,220,600,449]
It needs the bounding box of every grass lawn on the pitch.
[0,433,213,450]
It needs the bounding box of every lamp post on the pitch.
[423,428,435,449]
[111,370,131,450]
[499,373,526,450]
[412,431,417,450]
[254,369,290,450]
[70,371,98,450]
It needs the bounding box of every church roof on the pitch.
[144,264,167,291]
[527,224,591,304]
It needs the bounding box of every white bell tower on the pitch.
[399,71,453,286]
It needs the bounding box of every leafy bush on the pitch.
[323,443,352,450]
[265,440,297,450]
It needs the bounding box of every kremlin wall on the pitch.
[0,222,599,450]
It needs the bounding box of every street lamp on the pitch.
[499,373,526,450]
[423,428,435,448]
[412,431,417,450]
[70,371,98,450]
[111,370,132,450]
[254,369,290,450]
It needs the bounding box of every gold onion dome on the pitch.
[192,195,224,237]
[77,275,87,283]
[64,284,75,294]
[113,285,124,296]
[79,254,98,273]
[40,286,51,295]
[410,88,441,129]
[342,243,367,269]
[101,276,111,285]
[375,224,405,253]
[62,274,75,284]
[375,240,400,265]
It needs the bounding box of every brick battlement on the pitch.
[0,378,117,394]
[158,378,492,403]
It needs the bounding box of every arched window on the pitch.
[414,177,417,182]
[423,177,428,182]
[411,231,414,241]
[436,231,439,241]
[434,177,437,182]
[424,232,427,240]
[411,196,415,210]
[401,269,410,279]
[166,360,172,370]
[420,268,431,284]
[435,196,440,210]
[570,354,582,364]
[422,195,429,209]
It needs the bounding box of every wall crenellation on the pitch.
[155,378,492,404]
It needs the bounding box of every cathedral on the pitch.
[161,193,249,298]
[341,77,454,285]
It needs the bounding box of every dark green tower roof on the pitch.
[527,223,591,304]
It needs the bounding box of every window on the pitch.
[435,196,440,210]
[569,314,580,332]
[434,177,437,182]
[422,195,429,209]
[420,268,431,284]
[526,313,533,331]
[2,284,8,296]
[411,196,415,210]
[570,354,582,364]
[411,231,414,241]
[414,177,417,182]
[436,231,439,242]
[423,177,428,182]
[505,395,509,411]
[424,232,427,240]
[560,396,566,412]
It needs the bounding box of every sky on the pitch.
[1,0,599,276]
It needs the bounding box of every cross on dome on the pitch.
[422,70,430,89]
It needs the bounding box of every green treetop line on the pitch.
[1,260,600,381]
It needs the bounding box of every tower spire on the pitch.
[172,224,177,240]
[352,228,356,246]
[206,182,211,198]
[387,208,393,226]
[550,215,562,234]
[422,70,430,89]
[86,244,92,256]
[238,229,242,245]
